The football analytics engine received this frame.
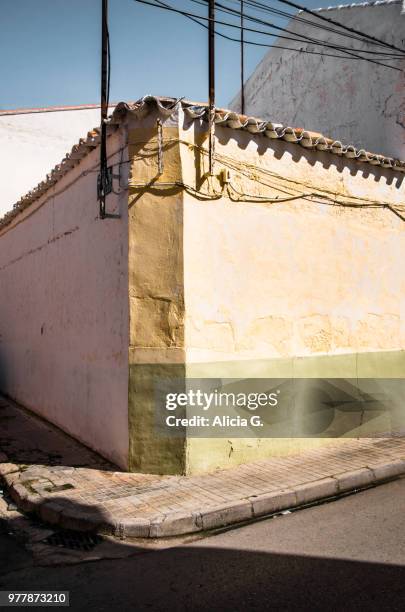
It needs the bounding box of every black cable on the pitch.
[232,0,402,51]
[193,0,404,57]
[172,2,401,62]
[275,0,405,55]
[213,30,402,60]
[240,0,245,114]
[132,0,402,71]
[146,0,403,64]
[196,0,403,58]
[106,19,111,110]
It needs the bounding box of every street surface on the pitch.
[1,479,404,611]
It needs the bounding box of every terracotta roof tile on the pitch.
[1,95,404,230]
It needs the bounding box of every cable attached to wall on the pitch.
[124,135,405,221]
[98,0,120,219]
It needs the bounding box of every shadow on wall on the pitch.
[0,342,8,399]
[0,495,405,610]
[0,318,119,472]
[215,126,405,187]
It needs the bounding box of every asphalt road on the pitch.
[1,479,404,611]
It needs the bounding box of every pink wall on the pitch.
[0,128,130,468]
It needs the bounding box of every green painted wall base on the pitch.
[128,350,405,475]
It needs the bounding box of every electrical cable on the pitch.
[115,137,405,209]
[229,0,403,52]
[226,181,315,201]
[128,180,224,199]
[107,18,111,109]
[121,137,405,217]
[127,172,405,219]
[190,0,403,57]
[132,0,402,70]
[152,0,397,61]
[274,0,405,55]
[99,0,112,219]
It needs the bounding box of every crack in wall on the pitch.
[0,226,79,272]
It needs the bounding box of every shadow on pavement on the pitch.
[0,506,404,612]
[0,489,404,611]
[0,395,116,471]
[1,394,405,611]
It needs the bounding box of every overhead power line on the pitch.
[99,0,111,220]
[228,0,401,51]
[240,0,245,114]
[275,0,405,55]
[191,0,403,58]
[153,0,399,62]
[132,0,402,71]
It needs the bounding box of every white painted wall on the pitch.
[229,1,405,159]
[0,106,115,217]
[0,128,129,468]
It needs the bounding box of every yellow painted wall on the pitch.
[127,104,405,474]
[127,111,187,473]
[180,109,405,474]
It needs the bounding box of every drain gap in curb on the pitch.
[44,529,104,551]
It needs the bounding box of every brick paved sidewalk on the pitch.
[1,395,405,538]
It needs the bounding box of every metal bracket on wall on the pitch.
[97,166,120,219]
[97,166,113,200]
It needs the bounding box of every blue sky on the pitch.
[1,0,362,110]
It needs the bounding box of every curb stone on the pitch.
[0,456,404,538]
[59,508,118,534]
[0,463,20,478]
[150,512,203,538]
[9,483,37,513]
[294,477,338,505]
[334,468,374,493]
[118,518,151,539]
[201,500,253,531]
[38,501,65,525]
[368,459,405,481]
[249,489,296,517]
